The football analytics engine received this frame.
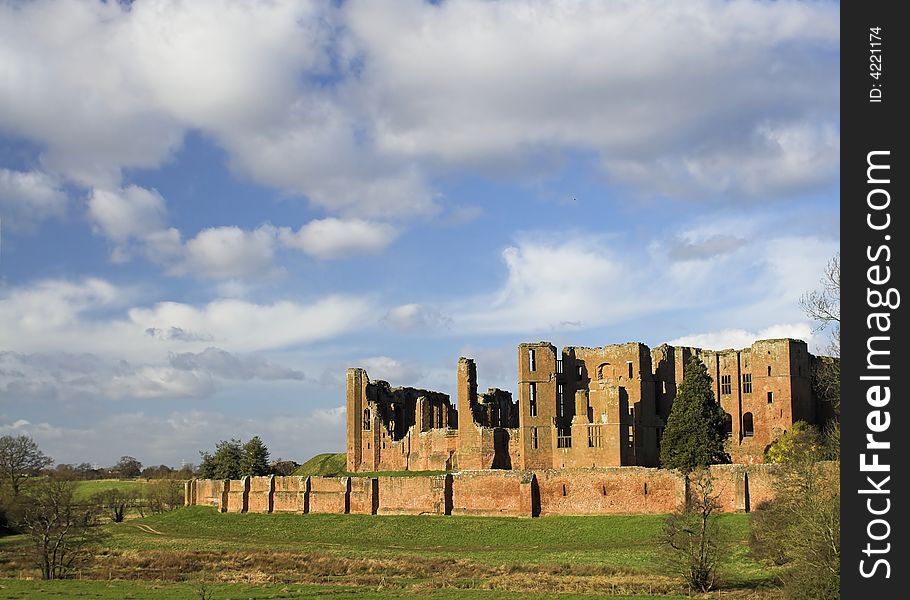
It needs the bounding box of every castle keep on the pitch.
[347,338,827,471]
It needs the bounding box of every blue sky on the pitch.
[0,0,839,468]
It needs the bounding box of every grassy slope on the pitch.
[293,453,347,476]
[292,453,448,478]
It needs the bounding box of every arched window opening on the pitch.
[723,412,733,434]
[363,409,371,430]
[743,412,754,437]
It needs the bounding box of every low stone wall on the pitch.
[309,476,350,514]
[248,476,274,513]
[224,478,248,513]
[273,476,309,513]
[451,470,534,517]
[538,468,686,515]
[377,475,451,515]
[349,477,378,515]
[187,464,785,517]
[185,478,223,508]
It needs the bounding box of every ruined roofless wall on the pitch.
[347,366,458,473]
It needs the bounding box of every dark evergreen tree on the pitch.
[660,356,730,472]
[210,439,243,480]
[197,451,215,479]
[240,436,270,476]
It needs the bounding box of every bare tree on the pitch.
[800,253,840,414]
[799,252,840,346]
[18,477,105,579]
[661,469,724,592]
[0,434,54,496]
[92,488,132,523]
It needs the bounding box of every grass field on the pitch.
[0,506,783,598]
[0,579,691,599]
[73,479,150,500]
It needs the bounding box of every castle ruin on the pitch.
[347,338,832,471]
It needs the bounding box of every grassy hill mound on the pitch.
[294,453,347,477]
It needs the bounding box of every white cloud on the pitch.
[0,277,375,360]
[0,168,67,227]
[666,323,815,352]
[102,366,215,400]
[1,0,838,214]
[445,211,836,337]
[169,347,305,381]
[452,235,661,333]
[87,185,170,262]
[174,225,280,279]
[342,0,838,197]
[129,295,373,353]
[358,356,424,384]
[279,218,398,259]
[383,303,452,332]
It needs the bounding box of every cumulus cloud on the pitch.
[102,366,215,400]
[0,168,67,227]
[279,218,398,259]
[128,296,372,353]
[1,0,838,215]
[382,303,452,332]
[342,0,838,198]
[173,225,280,279]
[169,347,305,381]
[446,212,837,336]
[0,277,375,360]
[357,356,424,384]
[666,323,815,352]
[84,184,399,275]
[452,235,660,333]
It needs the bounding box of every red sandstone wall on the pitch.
[349,477,378,514]
[224,478,248,513]
[451,470,533,517]
[247,476,273,513]
[536,468,685,515]
[189,464,787,519]
[378,475,450,515]
[192,479,224,509]
[309,476,349,514]
[273,476,308,513]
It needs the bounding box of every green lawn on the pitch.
[0,507,781,598]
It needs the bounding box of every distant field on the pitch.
[73,479,151,500]
[0,506,782,598]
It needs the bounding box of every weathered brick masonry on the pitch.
[186,464,794,516]
[348,338,833,471]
